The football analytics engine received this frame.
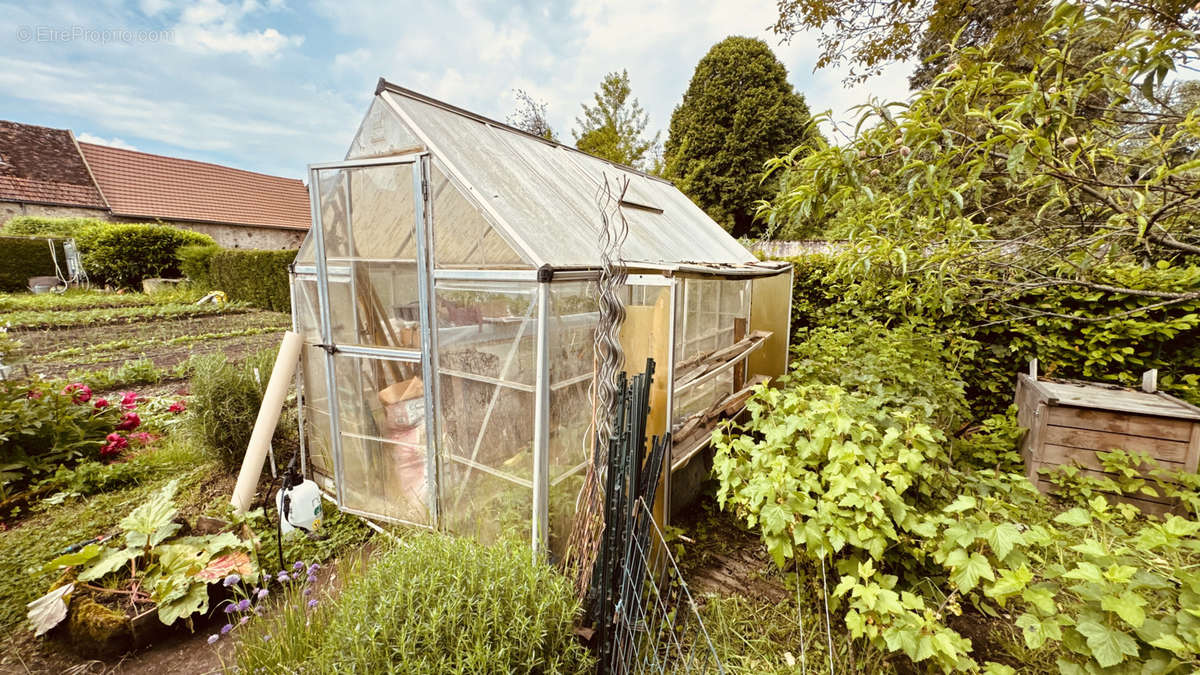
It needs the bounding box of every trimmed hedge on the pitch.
[178,246,296,312]
[0,236,65,292]
[177,244,218,289]
[75,223,214,289]
[1,217,217,289]
[2,216,104,237]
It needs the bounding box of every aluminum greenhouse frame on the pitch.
[290,79,793,555]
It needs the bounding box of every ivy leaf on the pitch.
[1063,562,1103,584]
[1016,612,1065,649]
[1147,632,1188,657]
[1100,591,1148,629]
[1074,619,1140,668]
[1068,539,1107,559]
[986,522,1022,560]
[950,551,995,593]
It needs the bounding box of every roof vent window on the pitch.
[619,197,663,214]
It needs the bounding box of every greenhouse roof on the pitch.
[371,80,759,270]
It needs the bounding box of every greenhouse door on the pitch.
[306,154,439,527]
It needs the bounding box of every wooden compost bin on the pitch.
[1015,374,1200,514]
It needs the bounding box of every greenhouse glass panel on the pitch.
[546,281,597,558]
[313,164,424,351]
[346,96,423,160]
[301,344,334,482]
[429,160,527,268]
[333,353,430,525]
[293,276,321,340]
[434,281,538,541]
[671,278,751,428]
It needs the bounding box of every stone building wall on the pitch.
[111,217,305,249]
[0,201,109,223]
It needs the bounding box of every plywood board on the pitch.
[748,269,792,382]
[618,292,671,528]
[1046,406,1193,442]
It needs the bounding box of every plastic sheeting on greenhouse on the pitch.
[290,79,793,555]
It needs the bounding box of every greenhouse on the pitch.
[289,79,793,555]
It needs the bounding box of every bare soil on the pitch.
[11,311,291,382]
[675,496,789,604]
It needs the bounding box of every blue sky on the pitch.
[0,0,912,179]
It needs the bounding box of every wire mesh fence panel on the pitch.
[608,497,723,674]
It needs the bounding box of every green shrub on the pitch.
[186,348,277,469]
[1,216,105,237]
[776,254,1200,417]
[177,244,218,289]
[788,322,970,431]
[209,248,295,312]
[76,223,215,289]
[233,535,594,673]
[0,236,64,292]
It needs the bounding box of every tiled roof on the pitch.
[79,143,310,231]
[0,121,107,208]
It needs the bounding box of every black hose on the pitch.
[264,469,285,574]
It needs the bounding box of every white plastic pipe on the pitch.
[231,330,304,514]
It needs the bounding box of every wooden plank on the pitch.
[1155,390,1200,417]
[732,317,747,390]
[1015,376,1049,484]
[1043,425,1190,462]
[1188,423,1200,474]
[1040,443,1183,474]
[1018,373,1059,403]
[1045,406,1193,442]
[1038,380,1200,419]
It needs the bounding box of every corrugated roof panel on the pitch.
[381,88,755,268]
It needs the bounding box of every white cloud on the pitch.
[172,0,303,58]
[76,132,138,150]
[0,0,919,179]
[333,47,370,72]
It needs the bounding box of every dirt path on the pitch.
[674,497,789,604]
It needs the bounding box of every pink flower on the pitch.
[100,432,129,458]
[119,391,140,409]
[93,398,110,410]
[115,411,141,431]
[62,383,93,404]
[168,400,187,414]
[26,389,42,400]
